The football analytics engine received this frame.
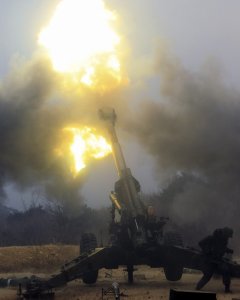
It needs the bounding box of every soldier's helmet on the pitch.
[213,227,233,238]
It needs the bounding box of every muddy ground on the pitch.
[1,246,240,299]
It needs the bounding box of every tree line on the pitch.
[0,204,110,247]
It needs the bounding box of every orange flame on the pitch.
[62,127,111,175]
[38,0,123,89]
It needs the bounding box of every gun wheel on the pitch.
[163,264,183,281]
[163,231,183,281]
[82,270,99,284]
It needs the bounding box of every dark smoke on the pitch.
[0,56,60,200]
[2,42,240,248]
[126,48,240,246]
[1,58,71,207]
[0,54,112,209]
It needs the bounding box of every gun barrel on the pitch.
[99,108,146,217]
[99,108,127,176]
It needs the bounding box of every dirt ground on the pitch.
[1,246,240,299]
[0,245,79,273]
[1,268,240,300]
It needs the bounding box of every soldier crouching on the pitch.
[196,227,233,293]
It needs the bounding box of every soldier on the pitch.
[196,227,234,293]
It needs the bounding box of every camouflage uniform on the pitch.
[196,227,233,293]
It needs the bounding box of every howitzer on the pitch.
[99,108,166,250]
[18,109,240,298]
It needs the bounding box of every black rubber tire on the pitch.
[80,233,97,254]
[163,231,184,281]
[164,264,183,281]
[82,270,99,284]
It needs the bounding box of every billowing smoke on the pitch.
[126,48,240,245]
[2,40,240,246]
[0,57,62,207]
[0,54,126,210]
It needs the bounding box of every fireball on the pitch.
[39,0,121,173]
[63,127,112,175]
[38,0,123,89]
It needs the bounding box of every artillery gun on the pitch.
[98,107,181,282]
[19,108,240,298]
